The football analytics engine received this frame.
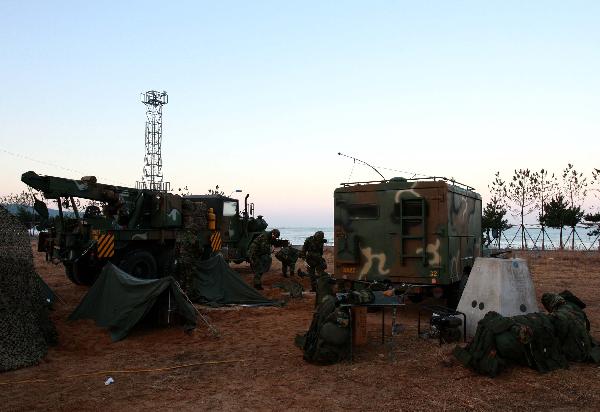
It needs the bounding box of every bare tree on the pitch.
[507,169,538,249]
[532,169,558,250]
[561,163,588,249]
[591,168,600,200]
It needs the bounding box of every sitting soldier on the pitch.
[295,281,351,364]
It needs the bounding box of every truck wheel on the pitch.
[120,250,158,279]
[157,248,176,276]
[64,263,79,284]
[65,261,98,286]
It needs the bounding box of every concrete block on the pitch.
[457,257,539,338]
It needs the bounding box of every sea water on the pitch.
[278,227,334,247]
[278,226,599,250]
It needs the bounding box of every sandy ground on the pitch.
[2,246,600,411]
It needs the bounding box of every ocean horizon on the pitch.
[276,227,334,246]
[277,226,600,250]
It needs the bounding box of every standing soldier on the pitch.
[301,230,328,291]
[275,245,300,277]
[248,229,281,290]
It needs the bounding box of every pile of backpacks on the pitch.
[454,290,600,377]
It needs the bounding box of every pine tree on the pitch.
[540,195,569,249]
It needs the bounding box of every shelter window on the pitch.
[348,204,379,220]
[223,201,238,217]
[401,199,423,217]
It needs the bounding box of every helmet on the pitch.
[315,230,324,240]
[271,229,281,239]
[541,293,565,312]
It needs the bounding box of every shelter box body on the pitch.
[333,178,481,298]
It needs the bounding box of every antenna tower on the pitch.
[137,90,170,191]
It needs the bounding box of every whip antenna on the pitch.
[338,152,386,180]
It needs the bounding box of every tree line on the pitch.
[483,165,600,249]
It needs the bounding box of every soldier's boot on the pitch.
[253,273,264,290]
[282,264,289,278]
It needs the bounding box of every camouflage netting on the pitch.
[0,206,57,372]
[182,200,208,231]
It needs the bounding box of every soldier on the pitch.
[541,291,600,363]
[275,245,300,277]
[248,229,281,290]
[301,230,327,291]
[174,231,202,300]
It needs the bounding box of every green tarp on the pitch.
[69,263,197,341]
[36,273,55,306]
[190,255,279,306]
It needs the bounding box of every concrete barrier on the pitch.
[457,257,539,338]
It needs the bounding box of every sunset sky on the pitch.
[1,1,599,226]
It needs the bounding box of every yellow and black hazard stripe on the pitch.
[96,233,115,258]
[210,231,222,252]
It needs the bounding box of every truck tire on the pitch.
[157,248,176,276]
[65,261,99,286]
[119,250,158,279]
[64,263,78,284]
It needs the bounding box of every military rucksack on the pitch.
[298,296,350,364]
[454,311,568,377]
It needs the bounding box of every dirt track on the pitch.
[2,246,600,411]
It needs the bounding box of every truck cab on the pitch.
[183,194,267,262]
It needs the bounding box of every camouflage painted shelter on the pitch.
[334,177,481,288]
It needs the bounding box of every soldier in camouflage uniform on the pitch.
[301,230,327,291]
[248,229,280,290]
[542,291,600,363]
[174,231,202,300]
[275,245,300,277]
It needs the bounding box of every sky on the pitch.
[1,1,599,226]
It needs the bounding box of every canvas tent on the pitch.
[69,263,197,341]
[190,255,279,306]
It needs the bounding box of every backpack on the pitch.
[299,296,350,364]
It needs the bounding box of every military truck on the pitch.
[22,171,270,285]
[334,177,481,306]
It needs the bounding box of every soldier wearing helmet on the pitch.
[248,229,281,290]
[301,230,328,291]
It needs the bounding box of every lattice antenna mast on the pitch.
[137,90,170,191]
